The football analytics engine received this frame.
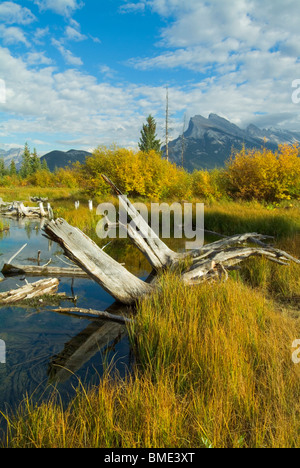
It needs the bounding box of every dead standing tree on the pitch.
[43,175,300,306]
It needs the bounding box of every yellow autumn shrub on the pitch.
[225,144,300,201]
[191,168,225,201]
[80,146,190,200]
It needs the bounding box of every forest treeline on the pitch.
[0,143,300,203]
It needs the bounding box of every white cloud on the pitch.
[119,2,146,13]
[0,1,36,24]
[125,0,300,132]
[26,51,53,65]
[100,65,116,79]
[0,25,29,46]
[51,38,83,66]
[65,25,87,42]
[33,26,49,45]
[32,0,84,17]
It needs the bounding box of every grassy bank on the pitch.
[2,271,300,448]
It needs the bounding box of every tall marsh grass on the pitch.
[2,272,300,448]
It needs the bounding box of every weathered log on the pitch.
[0,278,60,305]
[1,262,90,278]
[43,218,153,305]
[51,307,132,324]
[0,200,53,219]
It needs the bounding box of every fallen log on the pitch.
[51,307,132,324]
[0,200,53,219]
[43,218,153,305]
[42,176,300,306]
[1,262,90,278]
[0,278,60,305]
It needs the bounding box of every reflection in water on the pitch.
[48,320,126,384]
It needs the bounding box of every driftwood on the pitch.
[51,307,131,324]
[0,200,53,219]
[43,175,300,306]
[0,278,60,305]
[1,262,90,278]
[43,218,153,305]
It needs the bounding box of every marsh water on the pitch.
[0,217,156,416]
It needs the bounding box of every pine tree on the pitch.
[0,158,7,178]
[138,115,161,153]
[9,159,17,176]
[41,158,50,172]
[20,142,32,178]
[30,148,41,174]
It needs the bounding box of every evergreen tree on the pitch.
[0,158,7,178]
[20,142,32,178]
[9,159,17,176]
[30,148,41,173]
[138,115,161,153]
[41,158,50,172]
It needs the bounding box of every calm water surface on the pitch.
[0,217,152,415]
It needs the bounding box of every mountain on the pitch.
[0,147,23,167]
[40,149,92,171]
[165,114,300,171]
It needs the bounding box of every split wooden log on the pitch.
[42,175,299,306]
[0,278,60,305]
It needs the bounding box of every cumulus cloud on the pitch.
[0,46,168,148]
[124,0,300,129]
[0,25,29,46]
[26,51,53,65]
[31,0,84,17]
[0,1,36,24]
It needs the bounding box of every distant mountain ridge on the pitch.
[0,147,23,167]
[40,149,92,171]
[165,114,300,171]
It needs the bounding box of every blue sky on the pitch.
[1,0,300,155]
